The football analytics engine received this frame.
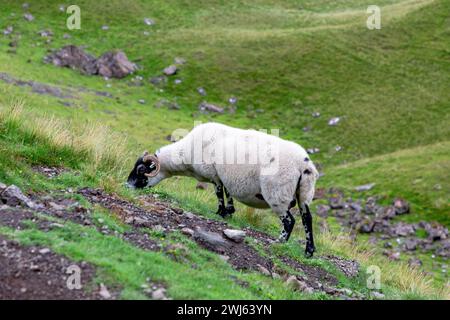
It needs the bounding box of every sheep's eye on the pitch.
[137,164,146,175]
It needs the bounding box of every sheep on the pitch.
[126,122,319,257]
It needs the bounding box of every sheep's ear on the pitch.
[142,150,149,157]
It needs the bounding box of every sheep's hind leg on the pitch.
[213,182,227,218]
[300,203,315,258]
[278,210,295,243]
[224,186,235,216]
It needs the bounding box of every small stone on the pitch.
[1,185,35,208]
[174,57,186,65]
[101,25,109,31]
[163,65,177,76]
[371,291,385,299]
[152,288,167,300]
[306,148,320,154]
[229,97,238,105]
[23,13,34,21]
[393,198,410,215]
[328,117,340,126]
[285,276,314,294]
[223,229,246,243]
[312,112,320,118]
[181,227,194,236]
[144,18,155,26]
[408,257,422,268]
[3,26,14,35]
[355,183,376,192]
[138,99,146,104]
[257,264,271,276]
[197,87,207,96]
[39,248,51,254]
[99,283,111,299]
[193,228,230,252]
[198,102,224,113]
[184,212,195,219]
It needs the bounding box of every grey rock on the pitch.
[152,288,167,300]
[23,13,34,21]
[99,283,111,299]
[285,276,314,294]
[97,51,136,79]
[0,182,7,193]
[355,183,376,192]
[193,228,231,252]
[197,87,207,96]
[163,65,177,76]
[408,257,422,268]
[257,264,271,276]
[44,45,98,75]
[393,198,410,215]
[181,227,194,236]
[312,112,320,118]
[144,18,155,26]
[37,29,53,37]
[1,185,35,208]
[328,117,340,126]
[371,291,385,299]
[423,223,448,241]
[198,102,224,113]
[390,222,415,237]
[38,248,51,254]
[404,238,418,251]
[306,148,320,154]
[3,26,14,35]
[223,229,246,243]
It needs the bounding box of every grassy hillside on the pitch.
[0,0,448,299]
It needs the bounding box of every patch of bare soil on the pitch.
[0,235,115,300]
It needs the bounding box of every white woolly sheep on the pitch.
[126,122,319,257]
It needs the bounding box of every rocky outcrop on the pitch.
[44,46,136,78]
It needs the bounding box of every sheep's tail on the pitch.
[296,160,319,206]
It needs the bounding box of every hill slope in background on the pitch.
[0,0,448,298]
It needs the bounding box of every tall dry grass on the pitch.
[0,98,129,189]
[317,230,449,299]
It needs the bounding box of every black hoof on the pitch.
[304,246,315,258]
[216,207,232,218]
[225,205,235,216]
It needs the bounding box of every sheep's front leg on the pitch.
[278,210,295,242]
[224,186,235,216]
[300,203,315,258]
[214,182,227,217]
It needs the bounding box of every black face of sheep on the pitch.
[126,152,160,189]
